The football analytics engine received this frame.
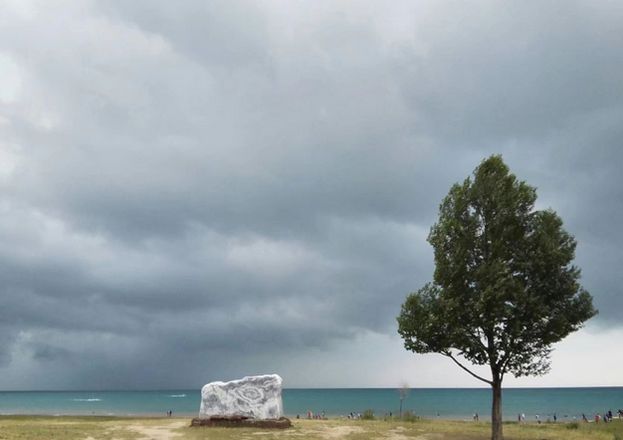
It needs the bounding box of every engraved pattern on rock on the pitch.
[199,374,283,419]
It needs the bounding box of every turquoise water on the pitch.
[0,388,621,420]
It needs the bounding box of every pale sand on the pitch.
[304,425,365,439]
[102,419,370,439]
[95,419,368,440]
[124,420,186,439]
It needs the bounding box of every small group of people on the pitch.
[514,409,623,424]
[592,410,615,423]
[297,411,368,420]
[299,410,326,420]
[166,410,173,417]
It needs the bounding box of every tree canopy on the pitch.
[397,155,596,439]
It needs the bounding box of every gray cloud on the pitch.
[0,0,620,389]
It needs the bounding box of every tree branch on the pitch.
[498,348,514,376]
[443,351,493,386]
[466,328,488,353]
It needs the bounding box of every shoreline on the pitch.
[0,412,602,423]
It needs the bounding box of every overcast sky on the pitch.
[0,0,622,390]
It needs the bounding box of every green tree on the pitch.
[397,155,596,440]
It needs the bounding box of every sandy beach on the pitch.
[0,415,621,440]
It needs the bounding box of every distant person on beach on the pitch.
[473,413,478,421]
[582,413,588,422]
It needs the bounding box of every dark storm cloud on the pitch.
[0,0,621,389]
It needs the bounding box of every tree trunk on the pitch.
[491,379,503,440]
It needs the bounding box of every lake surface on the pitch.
[0,387,621,420]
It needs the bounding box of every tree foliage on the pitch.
[398,155,595,380]
[397,155,596,439]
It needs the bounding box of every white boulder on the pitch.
[199,374,283,419]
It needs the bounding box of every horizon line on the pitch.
[1,385,621,393]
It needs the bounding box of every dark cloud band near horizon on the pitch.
[0,0,621,390]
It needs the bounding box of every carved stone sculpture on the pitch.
[199,374,283,420]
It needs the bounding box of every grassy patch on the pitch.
[0,415,141,440]
[0,415,621,439]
